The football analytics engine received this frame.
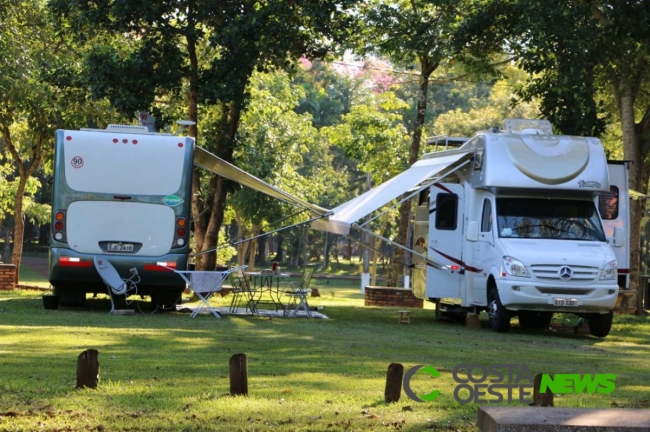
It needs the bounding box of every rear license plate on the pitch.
[108,243,134,252]
[554,298,578,306]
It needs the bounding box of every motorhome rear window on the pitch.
[496,198,606,241]
[435,194,458,230]
[598,186,619,220]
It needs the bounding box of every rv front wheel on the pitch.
[487,289,510,332]
[586,311,613,337]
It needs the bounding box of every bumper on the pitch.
[498,278,618,313]
[48,248,187,293]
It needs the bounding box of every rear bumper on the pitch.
[498,279,618,313]
[48,248,187,293]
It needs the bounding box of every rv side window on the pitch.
[481,199,492,232]
[435,194,458,230]
[598,186,619,220]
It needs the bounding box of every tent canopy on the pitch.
[311,152,473,235]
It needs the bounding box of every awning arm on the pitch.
[359,158,472,229]
[191,213,327,258]
[352,223,447,271]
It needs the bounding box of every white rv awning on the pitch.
[312,151,473,235]
[194,146,329,217]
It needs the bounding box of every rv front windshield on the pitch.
[496,198,606,241]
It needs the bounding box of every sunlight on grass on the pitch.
[1,288,649,431]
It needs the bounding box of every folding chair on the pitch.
[169,266,244,318]
[283,267,315,317]
[229,267,258,314]
[94,256,140,314]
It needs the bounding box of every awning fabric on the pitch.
[193,146,329,217]
[312,151,473,235]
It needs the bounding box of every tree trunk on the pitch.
[2,222,11,264]
[256,230,266,266]
[321,232,330,270]
[387,61,434,286]
[272,233,284,262]
[615,88,642,303]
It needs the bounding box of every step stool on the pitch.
[398,310,411,324]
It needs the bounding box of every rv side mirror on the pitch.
[612,226,625,247]
[467,221,479,242]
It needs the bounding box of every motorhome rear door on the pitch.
[426,183,464,299]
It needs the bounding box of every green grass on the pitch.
[1,288,649,431]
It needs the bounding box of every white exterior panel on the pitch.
[66,201,175,256]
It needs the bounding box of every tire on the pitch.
[487,288,511,332]
[518,311,553,329]
[587,311,614,337]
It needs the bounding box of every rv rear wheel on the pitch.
[518,311,553,329]
[487,289,510,332]
[586,311,613,337]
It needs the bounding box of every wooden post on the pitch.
[76,349,99,389]
[384,362,403,403]
[229,353,248,396]
[530,373,554,407]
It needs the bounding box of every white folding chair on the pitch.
[94,256,140,314]
[168,266,246,318]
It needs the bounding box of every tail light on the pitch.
[173,217,188,247]
[53,210,67,242]
[145,261,176,272]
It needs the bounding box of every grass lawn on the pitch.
[1,285,649,432]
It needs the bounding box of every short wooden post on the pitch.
[229,353,248,396]
[384,362,404,403]
[530,373,554,407]
[311,288,320,297]
[76,349,99,389]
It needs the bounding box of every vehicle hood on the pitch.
[498,239,615,268]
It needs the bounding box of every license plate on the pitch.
[108,243,134,252]
[554,298,578,306]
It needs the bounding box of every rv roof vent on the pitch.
[106,124,150,133]
[502,118,553,135]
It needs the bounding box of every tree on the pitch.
[0,0,87,279]
[51,0,360,271]
[358,0,490,286]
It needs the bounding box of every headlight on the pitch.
[600,260,617,280]
[502,256,530,278]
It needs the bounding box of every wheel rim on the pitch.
[488,299,498,322]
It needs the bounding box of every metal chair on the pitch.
[93,256,140,314]
[283,267,315,317]
[228,266,259,314]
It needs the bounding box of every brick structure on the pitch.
[365,286,423,308]
[0,264,17,291]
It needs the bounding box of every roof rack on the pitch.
[425,135,470,152]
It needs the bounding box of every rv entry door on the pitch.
[426,183,465,299]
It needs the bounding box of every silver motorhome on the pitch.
[314,119,629,337]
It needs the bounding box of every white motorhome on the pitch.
[314,119,629,337]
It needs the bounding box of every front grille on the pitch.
[536,287,594,296]
[530,264,599,283]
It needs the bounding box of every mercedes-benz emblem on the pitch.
[558,266,572,280]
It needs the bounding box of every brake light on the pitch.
[55,222,64,230]
[450,265,460,271]
[177,228,186,236]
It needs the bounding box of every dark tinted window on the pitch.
[435,194,458,230]
[598,186,619,220]
[481,199,492,232]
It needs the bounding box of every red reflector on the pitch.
[54,222,64,230]
[113,138,118,143]
[132,140,138,144]
[450,265,460,271]
[122,139,128,144]
[59,257,92,267]
[178,143,183,147]
[177,228,186,236]
[144,262,176,272]
[66,136,72,141]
